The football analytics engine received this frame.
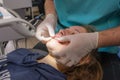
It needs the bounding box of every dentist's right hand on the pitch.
[36,14,57,43]
[49,32,98,67]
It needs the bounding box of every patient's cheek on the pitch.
[46,39,67,52]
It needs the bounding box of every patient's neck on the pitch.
[37,54,67,71]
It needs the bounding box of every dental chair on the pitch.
[0,6,36,55]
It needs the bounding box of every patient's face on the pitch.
[46,26,87,55]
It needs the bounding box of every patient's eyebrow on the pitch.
[74,28,81,33]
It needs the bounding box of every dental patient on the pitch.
[0,26,103,80]
[45,26,103,80]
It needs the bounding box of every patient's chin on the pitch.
[46,39,67,53]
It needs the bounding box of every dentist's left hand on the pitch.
[36,14,57,43]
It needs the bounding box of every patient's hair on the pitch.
[61,51,103,80]
[57,25,103,80]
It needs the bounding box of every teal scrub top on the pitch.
[54,0,120,54]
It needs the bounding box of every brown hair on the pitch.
[61,50,103,80]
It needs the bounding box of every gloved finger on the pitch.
[65,59,78,67]
[56,57,71,66]
[56,54,79,67]
[45,24,55,37]
[35,31,43,41]
[40,36,52,42]
[55,50,78,67]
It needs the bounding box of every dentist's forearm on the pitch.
[45,0,56,16]
[98,26,120,47]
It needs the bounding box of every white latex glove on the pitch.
[50,32,98,67]
[36,14,57,43]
